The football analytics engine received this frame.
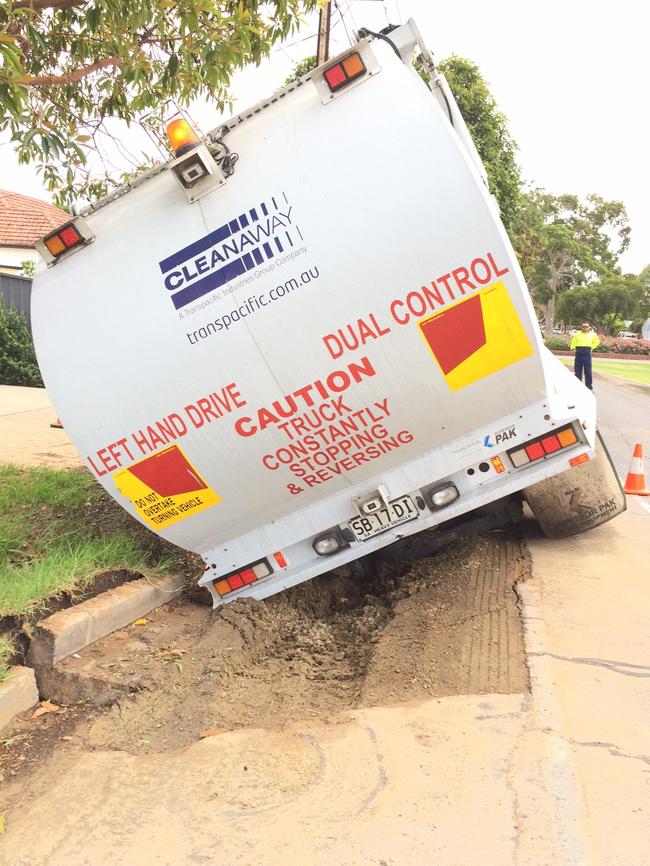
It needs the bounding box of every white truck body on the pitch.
[32,21,609,605]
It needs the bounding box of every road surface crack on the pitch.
[529,652,650,678]
[542,729,650,768]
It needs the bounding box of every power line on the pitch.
[271,15,345,56]
[333,0,353,46]
[342,0,359,32]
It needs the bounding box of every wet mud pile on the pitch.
[84,533,529,753]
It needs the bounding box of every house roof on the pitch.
[0,189,68,248]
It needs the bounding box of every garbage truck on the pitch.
[31,19,625,606]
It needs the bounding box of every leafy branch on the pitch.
[0,0,318,205]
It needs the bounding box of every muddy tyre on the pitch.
[524,431,625,538]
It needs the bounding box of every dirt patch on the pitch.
[76,531,529,754]
[0,703,98,793]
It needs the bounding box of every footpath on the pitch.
[0,385,82,467]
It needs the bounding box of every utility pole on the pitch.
[316,1,332,66]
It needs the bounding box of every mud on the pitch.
[79,532,529,753]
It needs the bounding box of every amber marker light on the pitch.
[166,118,200,156]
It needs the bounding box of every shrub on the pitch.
[543,335,571,350]
[544,332,650,356]
[594,338,650,356]
[0,299,43,386]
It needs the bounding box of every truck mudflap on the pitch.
[524,431,626,538]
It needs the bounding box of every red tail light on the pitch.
[37,218,93,265]
[323,52,367,93]
[44,223,83,257]
[213,557,273,597]
[509,425,580,469]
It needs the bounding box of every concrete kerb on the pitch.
[27,574,184,670]
[0,666,39,734]
[28,574,184,667]
[516,580,592,864]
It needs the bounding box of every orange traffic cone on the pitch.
[623,444,650,496]
[50,418,63,429]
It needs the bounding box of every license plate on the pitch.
[348,495,418,541]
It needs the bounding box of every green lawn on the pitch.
[0,465,189,677]
[559,357,650,385]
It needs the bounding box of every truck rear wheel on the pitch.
[524,431,625,538]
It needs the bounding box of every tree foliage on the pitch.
[639,264,650,311]
[0,0,318,206]
[283,53,316,84]
[512,189,630,334]
[437,56,521,232]
[0,300,42,386]
[556,274,645,335]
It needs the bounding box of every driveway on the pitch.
[0,385,82,467]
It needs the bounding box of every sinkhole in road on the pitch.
[81,532,530,754]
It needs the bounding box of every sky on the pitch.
[1,0,647,273]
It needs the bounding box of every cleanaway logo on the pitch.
[158,192,302,310]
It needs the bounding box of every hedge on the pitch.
[544,334,650,356]
[0,299,43,386]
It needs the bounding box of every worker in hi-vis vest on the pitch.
[570,322,600,390]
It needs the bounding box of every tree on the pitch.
[639,264,650,312]
[512,189,630,335]
[20,259,35,277]
[0,299,42,386]
[437,56,521,232]
[283,54,316,85]
[629,264,650,333]
[0,0,318,206]
[556,274,644,335]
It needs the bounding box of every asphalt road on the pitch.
[592,372,650,482]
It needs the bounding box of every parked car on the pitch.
[617,331,638,340]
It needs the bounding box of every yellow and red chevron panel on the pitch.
[114,444,220,529]
[418,280,534,391]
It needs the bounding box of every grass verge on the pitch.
[559,357,650,385]
[591,360,650,385]
[0,464,192,675]
[0,638,13,682]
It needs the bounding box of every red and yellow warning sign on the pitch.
[418,280,533,391]
[114,444,220,529]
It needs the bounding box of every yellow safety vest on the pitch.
[571,330,600,350]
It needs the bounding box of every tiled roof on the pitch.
[0,189,68,248]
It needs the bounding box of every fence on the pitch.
[0,273,32,333]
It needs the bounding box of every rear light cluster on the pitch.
[323,52,366,92]
[213,552,287,598]
[508,426,579,469]
[43,223,84,257]
[36,217,93,265]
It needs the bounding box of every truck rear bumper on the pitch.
[200,413,596,604]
